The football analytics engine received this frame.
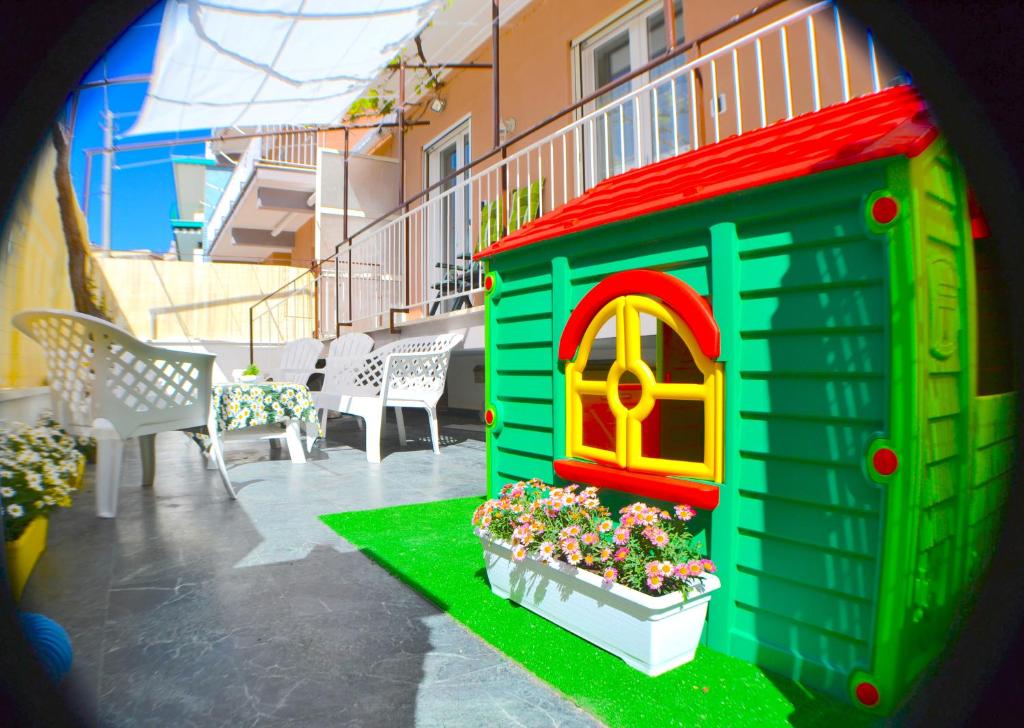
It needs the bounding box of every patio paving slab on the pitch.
[20,412,601,728]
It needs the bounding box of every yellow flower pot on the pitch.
[5,516,48,601]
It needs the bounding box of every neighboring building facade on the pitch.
[169,156,231,261]
[221,0,899,410]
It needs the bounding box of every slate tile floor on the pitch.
[22,412,602,728]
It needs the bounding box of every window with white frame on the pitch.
[576,0,687,188]
[424,118,472,314]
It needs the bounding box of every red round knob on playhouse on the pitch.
[871,196,899,224]
[855,681,880,707]
[872,447,898,476]
[484,275,494,292]
[484,408,495,426]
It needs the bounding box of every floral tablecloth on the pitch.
[187,382,320,451]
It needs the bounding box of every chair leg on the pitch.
[395,407,407,446]
[364,411,383,463]
[211,442,236,500]
[95,437,125,518]
[303,420,316,452]
[283,421,306,463]
[426,406,441,455]
[139,434,156,486]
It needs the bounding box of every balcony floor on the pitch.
[21,412,599,728]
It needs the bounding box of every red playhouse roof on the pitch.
[476,85,935,259]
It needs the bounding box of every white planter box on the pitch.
[479,535,720,676]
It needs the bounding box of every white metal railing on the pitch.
[258,125,319,168]
[250,270,317,345]
[316,1,893,334]
[205,127,319,249]
[251,1,896,340]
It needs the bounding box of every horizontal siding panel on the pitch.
[737,525,876,562]
[731,569,874,643]
[926,418,958,463]
[738,333,887,375]
[738,418,871,466]
[738,238,883,293]
[968,478,1009,526]
[569,241,710,282]
[974,393,1018,447]
[918,502,958,551]
[972,439,1016,487]
[739,285,887,333]
[498,399,554,426]
[736,495,880,559]
[499,270,552,295]
[492,373,552,399]
[492,447,553,481]
[492,344,553,372]
[926,376,961,418]
[491,317,553,346]
[725,632,847,695]
[493,295,551,321]
[730,603,869,668]
[495,424,554,456]
[734,530,878,601]
[738,416,874,456]
[734,459,881,510]
[737,378,886,422]
[922,460,958,506]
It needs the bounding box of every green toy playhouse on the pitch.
[474,85,1018,714]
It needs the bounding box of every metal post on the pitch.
[249,307,254,365]
[83,150,94,219]
[343,127,351,331]
[343,128,350,244]
[398,62,406,207]
[399,61,411,308]
[663,0,677,50]
[101,108,113,249]
[492,0,501,149]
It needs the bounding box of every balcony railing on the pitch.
[253,0,900,344]
[249,268,317,349]
[205,126,319,250]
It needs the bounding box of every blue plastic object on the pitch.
[18,612,73,683]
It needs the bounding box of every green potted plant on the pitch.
[1,421,84,599]
[473,478,720,676]
[240,363,262,383]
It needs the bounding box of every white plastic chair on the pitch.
[12,309,220,518]
[313,333,464,463]
[264,338,323,384]
[326,332,374,359]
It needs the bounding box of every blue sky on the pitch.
[70,1,210,252]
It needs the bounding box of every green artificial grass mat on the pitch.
[321,497,877,728]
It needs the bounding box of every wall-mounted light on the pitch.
[430,96,447,113]
[499,117,517,141]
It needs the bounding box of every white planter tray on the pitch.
[479,535,720,676]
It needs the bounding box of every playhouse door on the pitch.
[425,120,472,314]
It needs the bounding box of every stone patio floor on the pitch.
[21,411,602,728]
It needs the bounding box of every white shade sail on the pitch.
[128,0,442,136]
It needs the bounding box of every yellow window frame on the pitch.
[564,294,723,482]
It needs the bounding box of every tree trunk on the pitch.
[51,122,107,320]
